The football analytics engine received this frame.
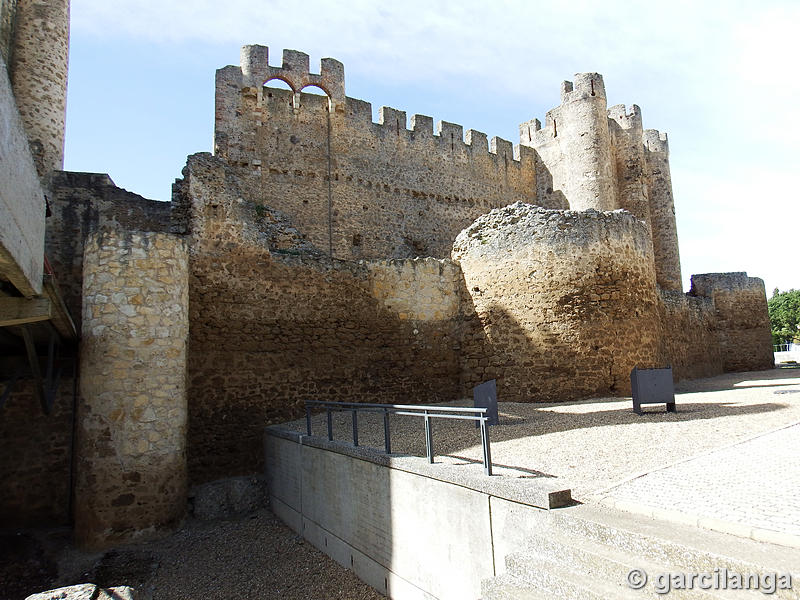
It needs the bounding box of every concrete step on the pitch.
[510,531,755,600]
[480,574,554,600]
[523,504,800,599]
[502,551,647,600]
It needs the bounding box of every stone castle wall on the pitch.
[0,378,74,527]
[46,171,171,331]
[658,290,723,381]
[520,74,683,292]
[75,230,188,548]
[177,154,467,482]
[213,46,539,261]
[690,273,774,372]
[454,204,662,401]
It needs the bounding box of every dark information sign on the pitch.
[473,379,499,426]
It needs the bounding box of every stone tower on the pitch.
[9,0,70,177]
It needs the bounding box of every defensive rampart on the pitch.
[177,153,468,483]
[214,46,538,261]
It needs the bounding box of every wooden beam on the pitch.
[0,297,52,327]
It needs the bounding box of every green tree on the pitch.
[768,288,800,346]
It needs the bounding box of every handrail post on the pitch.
[480,415,493,476]
[424,411,434,464]
[352,408,359,447]
[305,403,312,436]
[383,408,391,454]
[327,407,333,441]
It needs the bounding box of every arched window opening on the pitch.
[298,84,332,112]
[263,77,295,108]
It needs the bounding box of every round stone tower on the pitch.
[10,0,70,176]
[556,73,617,211]
[75,230,189,549]
[644,129,682,291]
[453,203,662,401]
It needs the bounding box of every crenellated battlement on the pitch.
[252,88,530,167]
[560,72,606,103]
[643,129,669,154]
[607,104,642,131]
[239,44,345,104]
[214,43,538,260]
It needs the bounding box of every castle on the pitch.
[0,0,773,551]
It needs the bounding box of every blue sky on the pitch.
[65,0,799,294]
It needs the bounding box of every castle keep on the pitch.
[0,8,774,552]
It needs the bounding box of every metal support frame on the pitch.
[305,400,494,476]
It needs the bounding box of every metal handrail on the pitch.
[304,400,493,476]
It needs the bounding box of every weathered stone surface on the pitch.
[25,584,137,600]
[75,230,189,548]
[453,202,662,401]
[690,272,774,372]
[0,378,74,527]
[46,171,171,332]
[9,0,69,176]
[191,476,268,520]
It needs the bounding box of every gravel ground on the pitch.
[286,366,800,499]
[4,508,384,600]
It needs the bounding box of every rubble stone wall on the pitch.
[453,203,662,401]
[0,378,75,527]
[658,290,723,381]
[75,229,188,548]
[46,170,171,332]
[690,273,774,372]
[213,47,540,261]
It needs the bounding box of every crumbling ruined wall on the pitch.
[658,290,723,381]
[177,153,467,483]
[46,171,171,331]
[75,229,188,548]
[0,378,75,527]
[453,203,662,401]
[213,46,539,261]
[690,273,774,372]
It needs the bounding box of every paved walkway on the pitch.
[594,420,800,545]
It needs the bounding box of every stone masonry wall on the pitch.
[453,203,662,401]
[177,153,466,481]
[188,245,466,483]
[0,377,74,527]
[213,47,539,261]
[75,229,188,549]
[46,170,171,331]
[9,0,69,175]
[659,289,723,381]
[644,130,682,291]
[0,0,16,65]
[690,273,774,373]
